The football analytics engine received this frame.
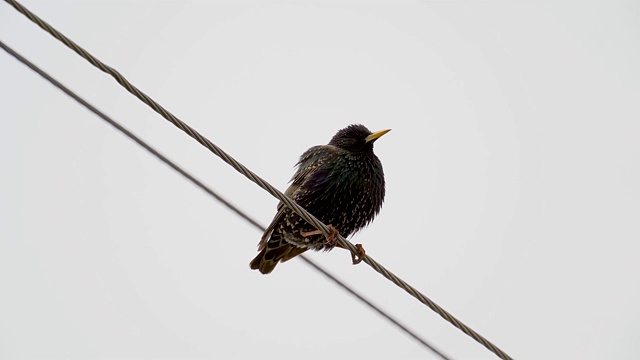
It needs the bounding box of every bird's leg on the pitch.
[300,224,339,244]
[300,229,322,237]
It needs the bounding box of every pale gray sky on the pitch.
[1,1,639,359]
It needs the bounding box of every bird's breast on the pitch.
[301,156,384,236]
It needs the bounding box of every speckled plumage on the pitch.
[250,124,389,274]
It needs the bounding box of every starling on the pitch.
[250,124,389,274]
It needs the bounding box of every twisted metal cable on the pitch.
[3,1,514,359]
[0,39,450,359]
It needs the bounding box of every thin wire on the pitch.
[2,1,514,358]
[0,39,451,360]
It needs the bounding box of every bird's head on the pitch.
[329,124,391,153]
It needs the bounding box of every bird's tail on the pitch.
[250,233,307,274]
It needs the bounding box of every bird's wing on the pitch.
[287,145,338,199]
[258,145,339,249]
[258,206,286,250]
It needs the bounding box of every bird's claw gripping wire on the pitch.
[351,244,366,265]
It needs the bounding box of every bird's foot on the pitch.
[351,244,366,265]
[325,224,339,245]
[333,240,366,265]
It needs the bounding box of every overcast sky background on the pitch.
[1,1,639,359]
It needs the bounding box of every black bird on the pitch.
[250,124,390,274]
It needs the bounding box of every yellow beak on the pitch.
[365,129,391,143]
